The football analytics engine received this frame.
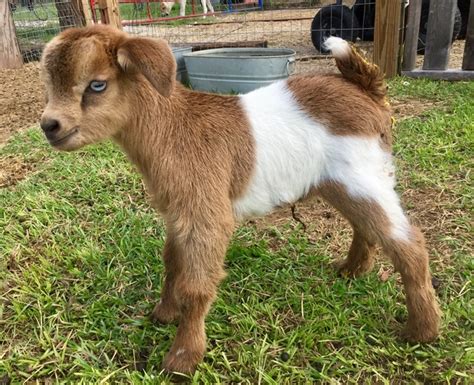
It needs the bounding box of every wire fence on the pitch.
[10,0,86,62]
[10,0,376,65]
[123,0,376,58]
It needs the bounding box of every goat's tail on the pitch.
[324,37,387,106]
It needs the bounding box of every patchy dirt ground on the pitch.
[0,62,44,145]
[0,154,36,188]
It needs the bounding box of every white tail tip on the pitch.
[323,36,351,58]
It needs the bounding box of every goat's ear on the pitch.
[117,37,176,97]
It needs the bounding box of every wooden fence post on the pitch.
[462,0,474,70]
[402,0,422,71]
[72,0,94,26]
[81,0,94,25]
[0,0,23,69]
[98,0,122,29]
[423,0,456,70]
[373,0,404,78]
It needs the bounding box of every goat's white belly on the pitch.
[233,81,328,220]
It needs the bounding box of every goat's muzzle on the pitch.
[40,117,79,147]
[40,118,61,140]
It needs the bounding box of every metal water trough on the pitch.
[183,48,296,94]
[172,47,192,83]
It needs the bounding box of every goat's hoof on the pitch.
[335,259,374,278]
[401,319,440,343]
[162,348,203,379]
[150,301,180,325]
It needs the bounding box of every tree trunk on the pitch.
[0,0,23,69]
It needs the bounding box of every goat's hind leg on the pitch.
[383,225,441,342]
[318,181,440,342]
[318,183,376,278]
[338,228,376,277]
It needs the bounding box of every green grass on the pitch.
[1,78,473,383]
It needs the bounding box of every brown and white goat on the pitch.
[39,25,441,375]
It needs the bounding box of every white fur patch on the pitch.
[326,136,410,241]
[176,348,186,356]
[235,81,410,241]
[235,81,327,218]
[323,36,351,58]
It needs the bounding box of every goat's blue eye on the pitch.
[89,80,107,92]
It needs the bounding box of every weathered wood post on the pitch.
[71,0,94,26]
[402,0,474,79]
[81,0,94,25]
[462,0,474,70]
[98,0,122,29]
[0,0,23,69]
[402,0,422,72]
[373,0,404,78]
[423,0,457,70]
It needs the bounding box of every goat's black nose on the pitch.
[40,119,60,134]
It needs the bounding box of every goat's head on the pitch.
[160,2,174,16]
[40,25,176,151]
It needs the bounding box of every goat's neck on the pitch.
[113,84,187,182]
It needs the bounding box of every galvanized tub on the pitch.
[172,47,192,83]
[183,48,296,94]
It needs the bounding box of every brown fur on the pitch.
[288,76,392,147]
[288,43,391,146]
[40,25,441,375]
[317,182,441,341]
[333,43,388,106]
[308,44,440,341]
[41,26,255,375]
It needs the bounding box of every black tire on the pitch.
[453,6,462,40]
[311,5,360,54]
[352,0,376,41]
[417,0,462,54]
[457,0,470,39]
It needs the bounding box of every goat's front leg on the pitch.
[151,232,181,324]
[161,208,234,375]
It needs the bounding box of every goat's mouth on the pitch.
[49,127,79,146]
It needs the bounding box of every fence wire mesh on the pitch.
[120,0,376,73]
[10,0,377,70]
[123,0,376,58]
[10,0,86,62]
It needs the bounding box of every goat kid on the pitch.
[40,26,441,375]
[160,0,214,17]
